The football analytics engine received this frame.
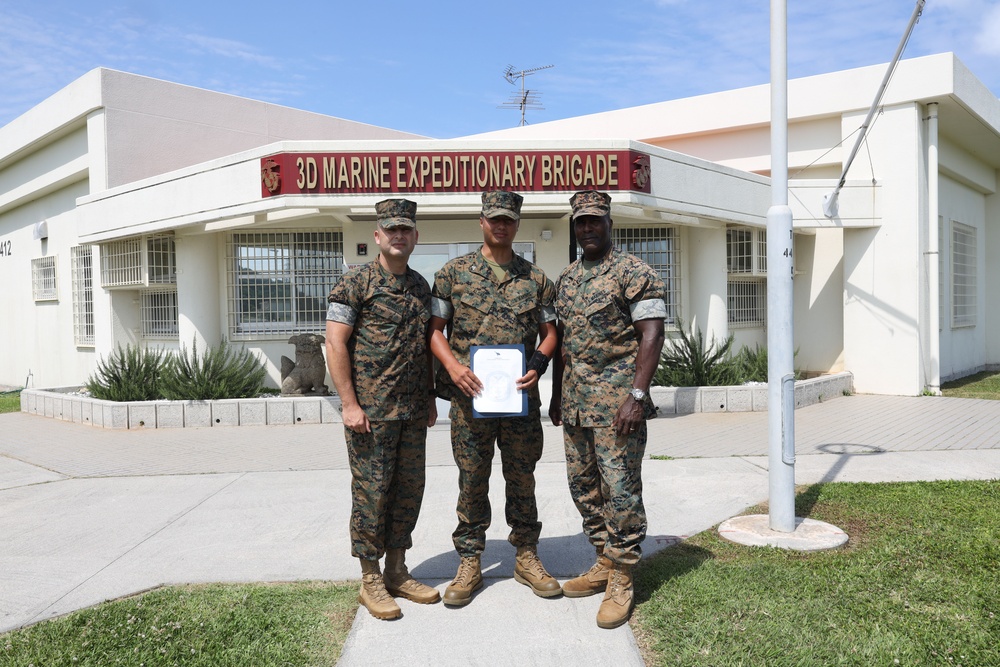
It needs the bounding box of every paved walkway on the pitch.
[1,394,999,665]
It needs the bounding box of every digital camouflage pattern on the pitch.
[432,249,556,555]
[569,189,611,220]
[449,399,543,555]
[481,189,523,220]
[327,258,432,560]
[555,245,666,565]
[554,246,666,427]
[563,422,647,565]
[431,250,556,406]
[375,198,417,228]
[327,259,432,420]
[346,418,427,559]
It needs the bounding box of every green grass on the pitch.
[632,479,1000,666]
[0,581,358,667]
[4,482,998,666]
[0,390,21,414]
[941,371,1000,400]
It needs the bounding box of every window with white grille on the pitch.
[140,289,179,339]
[727,226,767,327]
[728,279,767,328]
[226,230,343,338]
[613,226,681,328]
[99,235,176,288]
[71,246,95,345]
[31,256,58,301]
[727,226,767,274]
[951,221,977,328]
[147,235,177,284]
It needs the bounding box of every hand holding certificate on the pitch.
[470,344,528,417]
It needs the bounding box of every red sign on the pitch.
[260,150,652,197]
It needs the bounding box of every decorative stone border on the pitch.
[20,372,852,429]
[19,387,343,429]
[650,372,853,415]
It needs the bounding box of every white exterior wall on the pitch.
[987,189,1000,366]
[685,226,728,342]
[937,175,988,380]
[0,181,94,388]
[96,69,423,189]
[176,232,222,352]
[843,104,924,395]
[0,111,92,387]
[792,229,846,374]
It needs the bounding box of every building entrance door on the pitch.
[409,242,534,287]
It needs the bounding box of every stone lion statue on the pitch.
[280,333,329,396]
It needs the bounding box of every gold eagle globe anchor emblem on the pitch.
[631,155,650,190]
[261,159,281,194]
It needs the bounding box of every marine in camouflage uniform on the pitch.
[429,190,562,605]
[550,190,666,629]
[326,198,440,619]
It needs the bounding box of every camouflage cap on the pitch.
[569,190,612,220]
[481,190,523,221]
[375,198,417,229]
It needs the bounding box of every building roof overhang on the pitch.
[77,138,779,243]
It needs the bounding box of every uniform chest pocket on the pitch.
[365,299,404,331]
[458,289,495,316]
[584,298,626,331]
[509,293,537,327]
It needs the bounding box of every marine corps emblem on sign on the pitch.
[261,159,281,194]
[632,155,651,190]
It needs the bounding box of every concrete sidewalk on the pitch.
[1,394,999,665]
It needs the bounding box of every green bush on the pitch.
[732,343,768,383]
[0,389,23,414]
[86,344,166,401]
[654,322,741,387]
[159,339,267,400]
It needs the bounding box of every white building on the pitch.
[2,53,998,396]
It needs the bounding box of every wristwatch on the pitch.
[630,388,646,402]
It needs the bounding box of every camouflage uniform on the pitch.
[432,249,556,556]
[327,258,432,560]
[555,246,667,565]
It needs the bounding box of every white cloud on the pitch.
[973,4,1000,55]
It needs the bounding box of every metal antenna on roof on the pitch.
[498,64,554,126]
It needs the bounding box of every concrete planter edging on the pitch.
[20,372,853,429]
[650,371,853,416]
[19,387,344,430]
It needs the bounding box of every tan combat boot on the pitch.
[513,545,562,597]
[358,559,401,620]
[442,555,483,607]
[596,563,634,629]
[384,548,441,604]
[562,554,613,598]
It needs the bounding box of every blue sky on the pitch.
[2,1,999,139]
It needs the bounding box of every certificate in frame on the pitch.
[470,344,528,418]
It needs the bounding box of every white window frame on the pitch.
[31,256,58,301]
[613,225,681,328]
[140,288,179,340]
[226,230,344,339]
[71,246,95,346]
[727,225,767,328]
[727,278,767,328]
[99,234,176,288]
[951,220,977,328]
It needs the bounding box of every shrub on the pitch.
[654,322,741,387]
[86,345,166,401]
[732,343,768,384]
[159,339,267,400]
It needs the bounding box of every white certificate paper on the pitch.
[470,344,527,417]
